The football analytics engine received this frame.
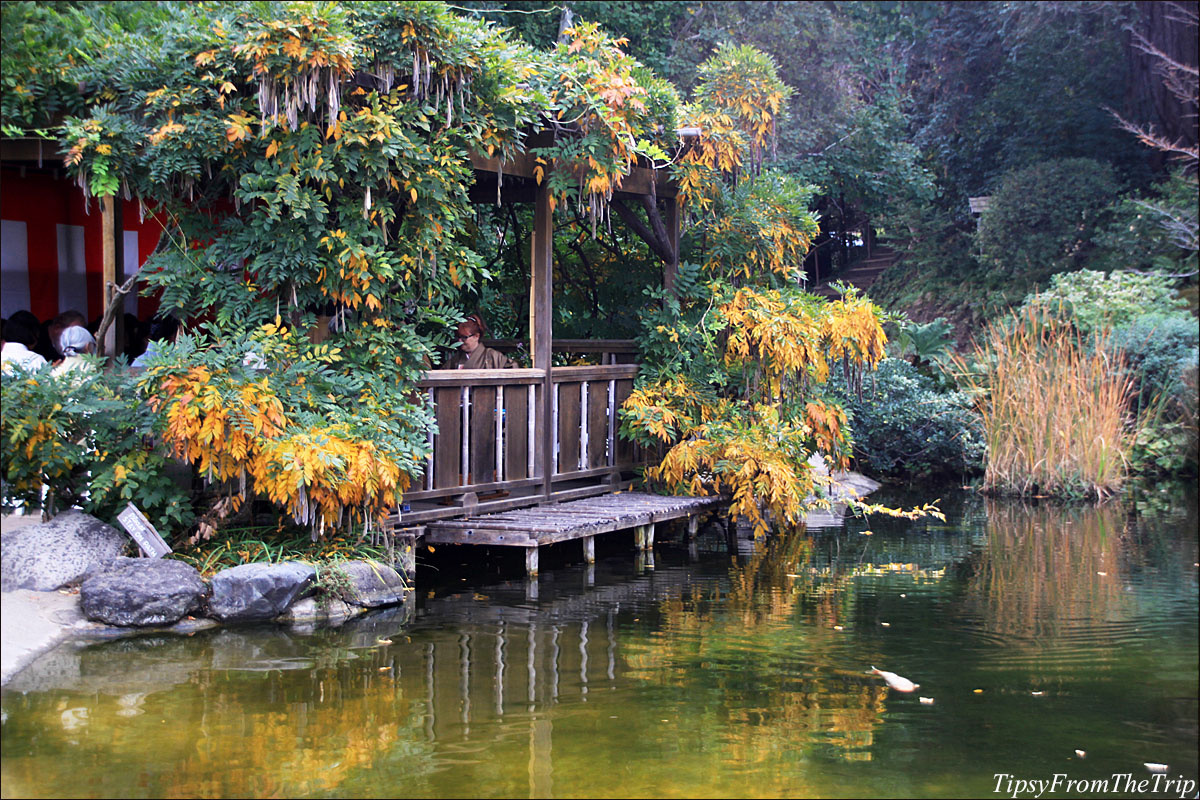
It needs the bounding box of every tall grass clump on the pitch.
[959,304,1134,498]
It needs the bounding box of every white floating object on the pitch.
[1097,571,1107,576]
[833,625,844,631]
[1031,691,1045,697]
[881,622,891,627]
[1074,749,1086,758]
[1145,762,1169,774]
[871,667,919,692]
[919,696,934,704]
[899,593,907,598]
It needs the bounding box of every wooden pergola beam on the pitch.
[468,149,677,198]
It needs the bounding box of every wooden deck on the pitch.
[423,492,725,576]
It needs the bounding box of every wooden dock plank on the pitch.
[424,492,726,555]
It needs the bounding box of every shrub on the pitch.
[978,158,1118,287]
[825,357,985,480]
[1,363,193,533]
[1092,170,1199,276]
[1109,313,1199,413]
[1022,269,1189,335]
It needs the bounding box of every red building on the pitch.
[1,147,162,326]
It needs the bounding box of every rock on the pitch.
[336,560,407,608]
[1,510,129,591]
[80,557,207,627]
[276,597,363,627]
[830,471,881,500]
[207,562,315,622]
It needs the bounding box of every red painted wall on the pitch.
[1,166,163,321]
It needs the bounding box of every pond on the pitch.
[2,487,1196,799]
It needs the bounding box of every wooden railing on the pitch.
[486,338,639,364]
[396,363,651,523]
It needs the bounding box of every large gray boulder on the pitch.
[208,562,316,622]
[1,510,128,591]
[337,560,407,608]
[80,557,207,627]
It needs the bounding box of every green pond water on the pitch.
[2,487,1197,799]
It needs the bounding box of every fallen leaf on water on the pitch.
[1145,763,1169,774]
[1074,750,1086,758]
[899,593,907,598]
[833,625,844,631]
[378,667,390,672]
[376,638,392,645]
[1096,571,1107,576]
[973,689,984,694]
[860,530,873,536]
[919,697,934,705]
[881,622,891,627]
[1031,691,1045,697]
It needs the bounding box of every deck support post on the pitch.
[686,516,699,540]
[525,547,540,578]
[634,523,655,551]
[583,535,595,564]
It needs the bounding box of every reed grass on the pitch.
[959,304,1135,498]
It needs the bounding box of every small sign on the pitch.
[116,503,172,559]
[968,196,992,214]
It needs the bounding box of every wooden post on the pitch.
[531,184,554,500]
[101,195,119,357]
[525,546,540,578]
[634,523,655,551]
[583,535,595,564]
[663,196,680,298]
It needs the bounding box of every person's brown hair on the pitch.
[458,313,487,338]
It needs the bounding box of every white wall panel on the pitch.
[56,223,87,318]
[0,219,30,318]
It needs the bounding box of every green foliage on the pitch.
[977,159,1119,293]
[1,363,194,534]
[825,358,985,481]
[890,316,955,381]
[1022,269,1189,335]
[172,526,391,580]
[1093,170,1200,275]
[1110,313,1199,413]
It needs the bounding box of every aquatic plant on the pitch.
[957,305,1135,498]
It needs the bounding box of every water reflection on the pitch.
[961,500,1132,639]
[2,490,1196,798]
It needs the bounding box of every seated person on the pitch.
[1,317,48,372]
[445,314,514,370]
[45,310,86,361]
[52,326,97,378]
[131,315,180,370]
